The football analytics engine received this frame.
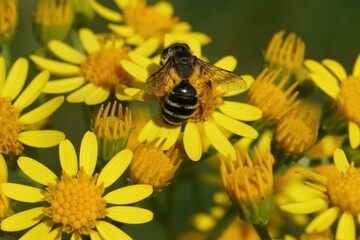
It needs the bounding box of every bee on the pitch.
[146,43,247,125]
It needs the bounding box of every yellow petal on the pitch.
[308,73,339,99]
[30,55,81,76]
[59,139,78,176]
[138,116,181,150]
[219,101,262,121]
[133,37,160,57]
[96,221,132,240]
[0,154,8,182]
[48,40,86,65]
[214,56,237,71]
[333,148,350,174]
[120,59,149,82]
[108,24,135,37]
[43,77,86,94]
[126,33,144,45]
[173,21,191,32]
[67,83,97,103]
[280,198,328,214]
[90,230,103,240]
[305,207,339,233]
[352,54,360,77]
[115,91,133,101]
[79,131,98,176]
[70,232,82,240]
[0,207,45,231]
[349,121,360,149]
[13,71,49,109]
[20,221,52,240]
[84,86,110,105]
[18,156,57,186]
[97,149,133,188]
[114,0,129,9]
[0,56,5,91]
[17,130,65,148]
[19,96,64,125]
[104,184,153,205]
[48,227,62,240]
[128,51,158,71]
[2,183,43,203]
[79,28,100,54]
[153,1,174,16]
[212,111,258,138]
[296,168,328,185]
[322,59,347,81]
[1,57,28,100]
[89,0,122,22]
[183,121,202,161]
[203,120,236,159]
[336,212,355,240]
[107,206,153,224]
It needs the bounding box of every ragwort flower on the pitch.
[281,149,360,240]
[1,131,153,239]
[0,57,64,157]
[30,28,158,105]
[305,55,360,148]
[0,154,11,221]
[121,38,261,161]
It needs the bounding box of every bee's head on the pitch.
[160,43,191,65]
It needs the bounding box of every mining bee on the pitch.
[146,43,247,125]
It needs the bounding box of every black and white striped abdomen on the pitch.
[161,80,198,125]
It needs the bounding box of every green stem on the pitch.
[1,44,12,68]
[206,208,236,240]
[253,224,272,240]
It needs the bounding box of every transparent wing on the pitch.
[145,60,174,97]
[195,58,247,93]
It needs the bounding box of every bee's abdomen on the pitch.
[161,80,197,125]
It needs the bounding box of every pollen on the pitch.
[0,97,24,155]
[337,76,360,125]
[43,168,107,235]
[130,138,181,190]
[247,68,299,122]
[327,162,360,216]
[122,0,178,39]
[275,102,320,154]
[220,148,274,205]
[80,46,134,90]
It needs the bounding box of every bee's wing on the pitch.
[146,60,174,97]
[195,58,247,93]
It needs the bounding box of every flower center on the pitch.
[247,69,299,122]
[130,139,181,190]
[327,163,360,216]
[337,76,360,125]
[81,47,134,90]
[0,97,24,155]
[43,168,107,235]
[123,1,178,39]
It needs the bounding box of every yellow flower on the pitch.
[121,37,261,161]
[281,149,360,240]
[30,28,157,105]
[306,135,344,159]
[0,57,64,156]
[305,55,360,148]
[0,155,11,221]
[1,131,153,239]
[0,0,17,45]
[33,0,73,45]
[89,0,211,46]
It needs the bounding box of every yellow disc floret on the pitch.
[0,97,24,155]
[337,76,360,125]
[43,168,107,235]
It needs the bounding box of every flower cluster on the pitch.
[0,1,358,239]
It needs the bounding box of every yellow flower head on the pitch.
[0,131,153,239]
[92,101,132,162]
[274,101,321,155]
[247,68,299,123]
[89,0,211,46]
[130,138,182,190]
[220,148,274,224]
[0,57,64,156]
[0,0,17,45]
[0,155,10,221]
[281,149,360,240]
[305,55,360,148]
[34,0,73,45]
[30,28,155,105]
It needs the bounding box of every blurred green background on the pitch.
[5,0,360,239]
